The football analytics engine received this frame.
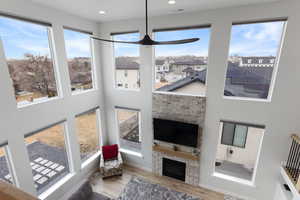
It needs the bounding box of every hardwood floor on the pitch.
[90,164,224,200]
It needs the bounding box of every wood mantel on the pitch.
[0,181,38,200]
[153,145,199,161]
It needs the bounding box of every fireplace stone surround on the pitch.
[152,93,206,186]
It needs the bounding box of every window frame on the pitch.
[0,14,62,108]
[63,27,97,95]
[214,120,266,185]
[223,19,288,102]
[0,142,16,185]
[74,107,102,165]
[23,120,73,195]
[114,106,142,156]
[111,31,141,91]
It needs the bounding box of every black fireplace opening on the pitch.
[162,158,186,181]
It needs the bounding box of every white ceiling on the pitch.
[29,0,280,22]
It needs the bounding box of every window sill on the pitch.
[213,172,256,187]
[17,96,61,109]
[120,148,143,158]
[81,151,101,169]
[223,96,271,103]
[38,173,75,200]
[72,88,97,96]
[152,91,206,98]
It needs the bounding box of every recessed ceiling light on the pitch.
[168,0,176,5]
[99,10,106,15]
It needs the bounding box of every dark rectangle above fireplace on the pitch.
[162,158,186,181]
[153,118,198,147]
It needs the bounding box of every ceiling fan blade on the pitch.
[91,36,140,44]
[153,38,200,45]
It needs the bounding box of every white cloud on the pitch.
[230,22,284,56]
[243,22,284,41]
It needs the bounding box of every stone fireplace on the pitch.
[152,93,206,186]
[153,150,200,185]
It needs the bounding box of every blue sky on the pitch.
[64,29,91,58]
[155,28,210,57]
[113,33,140,57]
[229,21,285,56]
[0,16,285,59]
[0,16,91,59]
[0,16,51,59]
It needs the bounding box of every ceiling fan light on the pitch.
[168,0,176,5]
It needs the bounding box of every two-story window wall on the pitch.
[0,16,59,107]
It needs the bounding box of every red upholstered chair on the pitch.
[100,144,123,178]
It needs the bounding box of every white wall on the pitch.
[98,0,300,199]
[115,69,139,89]
[0,0,107,199]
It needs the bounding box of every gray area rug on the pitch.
[116,177,200,200]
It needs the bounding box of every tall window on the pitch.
[116,108,141,153]
[0,144,14,184]
[24,123,70,195]
[64,29,94,93]
[224,20,286,99]
[75,109,100,162]
[154,27,211,96]
[215,121,264,183]
[0,16,59,107]
[113,32,140,90]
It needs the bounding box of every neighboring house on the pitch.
[157,57,274,97]
[239,56,276,67]
[155,59,170,82]
[115,57,140,89]
[171,60,207,74]
[157,69,207,96]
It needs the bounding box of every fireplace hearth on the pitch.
[162,158,186,181]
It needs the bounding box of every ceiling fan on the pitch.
[91,0,200,45]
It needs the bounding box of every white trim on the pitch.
[152,90,206,98]
[223,96,271,103]
[267,21,288,101]
[81,151,101,169]
[71,88,97,96]
[120,148,143,158]
[17,96,61,109]
[213,172,256,187]
[38,173,75,200]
